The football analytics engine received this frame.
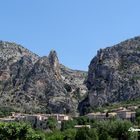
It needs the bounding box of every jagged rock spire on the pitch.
[48,50,61,80]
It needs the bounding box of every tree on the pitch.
[98,130,116,140]
[63,129,76,140]
[61,120,77,131]
[74,116,90,125]
[46,131,64,140]
[94,119,137,140]
[109,120,137,140]
[137,116,140,125]
[75,128,98,140]
[47,117,57,130]
[136,108,140,118]
[0,122,44,140]
[0,106,15,117]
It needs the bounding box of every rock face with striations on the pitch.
[3,36,140,115]
[0,41,87,115]
[86,36,140,108]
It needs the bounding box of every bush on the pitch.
[63,129,76,140]
[61,120,77,131]
[45,131,64,140]
[0,122,44,140]
[74,116,90,125]
[47,117,57,130]
[0,106,15,117]
[75,128,98,140]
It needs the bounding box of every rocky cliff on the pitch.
[0,41,87,115]
[86,36,140,108]
[2,36,140,115]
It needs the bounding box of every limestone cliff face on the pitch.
[86,36,140,107]
[48,50,61,80]
[0,41,87,115]
[4,36,140,115]
[0,41,39,64]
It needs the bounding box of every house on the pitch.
[111,107,124,112]
[0,117,15,122]
[12,112,70,121]
[127,106,138,111]
[47,114,70,121]
[11,112,70,128]
[11,113,50,129]
[85,112,107,120]
[13,114,48,129]
[55,114,69,121]
[86,111,118,120]
[116,109,136,121]
[0,112,70,130]
[108,112,117,118]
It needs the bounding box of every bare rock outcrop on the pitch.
[0,41,87,115]
[86,36,140,108]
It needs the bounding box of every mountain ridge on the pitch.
[79,36,140,114]
[0,41,87,115]
[2,36,140,115]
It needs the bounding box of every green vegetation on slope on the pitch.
[82,97,140,115]
[0,117,139,140]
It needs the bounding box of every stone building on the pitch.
[116,109,136,121]
[9,112,70,129]
[85,112,107,120]
[85,108,136,121]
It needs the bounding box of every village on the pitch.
[0,105,138,130]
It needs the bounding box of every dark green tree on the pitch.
[47,117,57,131]
[63,129,76,140]
[61,120,77,131]
[74,116,90,125]
[109,120,137,140]
[46,130,64,140]
[136,108,140,118]
[75,128,98,140]
[0,122,43,140]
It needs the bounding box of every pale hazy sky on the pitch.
[0,0,140,70]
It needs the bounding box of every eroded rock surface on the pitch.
[0,41,87,115]
[86,36,140,107]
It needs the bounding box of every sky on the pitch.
[0,1,140,70]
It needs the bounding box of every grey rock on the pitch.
[86,36,140,108]
[0,41,87,115]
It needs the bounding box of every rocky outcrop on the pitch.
[60,65,88,115]
[4,36,140,115]
[0,41,87,115]
[86,36,140,108]
[0,41,39,64]
[48,50,61,80]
